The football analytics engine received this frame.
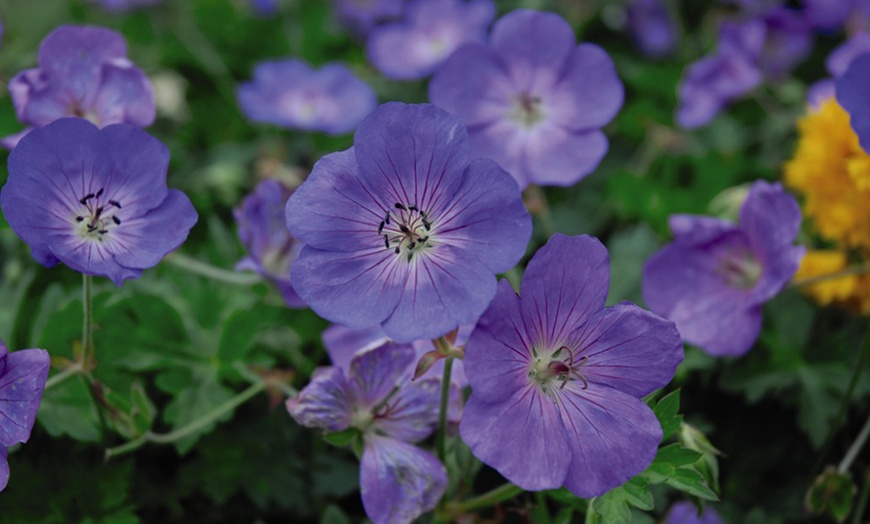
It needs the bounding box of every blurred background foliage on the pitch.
[0,0,867,522]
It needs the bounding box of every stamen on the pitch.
[98,229,108,234]
[408,243,416,250]
[407,252,413,262]
[422,219,431,231]
[80,193,95,205]
[394,247,400,254]
[108,200,122,209]
[399,225,410,234]
[384,235,390,249]
[112,216,122,225]
[95,188,104,198]
[395,203,407,211]
[76,216,84,222]
[378,221,385,234]
[385,211,391,225]
[408,204,419,212]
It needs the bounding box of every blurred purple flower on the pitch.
[626,0,678,58]
[234,179,305,307]
[803,0,855,31]
[808,32,870,107]
[0,339,50,493]
[287,343,448,524]
[250,0,278,17]
[238,59,376,135]
[332,0,405,39]
[757,7,812,80]
[666,501,725,524]
[0,118,198,286]
[430,10,623,188]
[643,181,804,357]
[85,0,162,12]
[366,0,494,80]
[460,234,683,497]
[838,52,870,153]
[285,102,531,343]
[676,20,764,128]
[5,25,155,149]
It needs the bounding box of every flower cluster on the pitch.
[0,339,50,493]
[785,95,870,312]
[430,9,624,189]
[626,0,678,58]
[462,234,683,497]
[285,102,531,343]
[5,25,155,148]
[0,118,198,286]
[643,181,804,357]
[287,339,459,524]
[237,59,377,135]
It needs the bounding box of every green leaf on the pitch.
[323,428,360,447]
[320,505,351,524]
[622,477,654,511]
[586,489,631,524]
[37,375,102,442]
[653,390,682,441]
[605,224,660,305]
[805,467,856,522]
[652,444,704,468]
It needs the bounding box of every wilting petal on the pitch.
[360,435,447,524]
[520,234,610,349]
[0,349,50,447]
[374,377,441,443]
[557,382,661,498]
[347,344,416,408]
[568,303,683,397]
[286,366,353,432]
[460,386,570,490]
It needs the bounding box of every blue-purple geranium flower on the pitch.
[285,102,531,343]
[643,181,804,357]
[666,501,724,524]
[238,59,377,135]
[0,338,50,493]
[627,0,678,58]
[837,52,870,153]
[5,25,155,149]
[460,234,683,497]
[234,178,305,307]
[366,0,495,80]
[287,343,451,524]
[0,118,198,286]
[429,9,623,189]
[332,0,404,39]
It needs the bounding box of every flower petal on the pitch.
[374,377,441,443]
[520,234,610,349]
[381,245,497,343]
[838,53,870,156]
[347,343,416,408]
[435,158,531,274]
[0,349,50,447]
[0,447,8,492]
[285,149,386,253]
[557,382,661,498]
[354,103,468,217]
[464,279,534,403]
[322,324,391,374]
[92,62,156,127]
[547,44,624,132]
[360,435,447,524]
[568,303,683,397]
[290,245,406,329]
[285,366,353,433]
[522,125,609,187]
[460,385,570,490]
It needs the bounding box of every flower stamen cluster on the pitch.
[379,203,433,262]
[527,345,590,395]
[74,187,123,239]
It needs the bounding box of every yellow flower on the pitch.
[785,97,870,313]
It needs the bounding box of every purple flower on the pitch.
[838,52,870,153]
[85,0,162,11]
[285,102,531,343]
[756,7,812,80]
[0,339,50,493]
[5,25,155,149]
[332,0,405,39]
[666,501,724,524]
[676,20,764,129]
[287,343,448,524]
[366,0,495,80]
[0,118,198,286]
[808,32,870,108]
[803,0,855,31]
[643,181,804,357]
[234,179,305,307]
[626,0,678,58]
[238,59,377,135]
[429,9,623,189]
[460,234,683,497]
[250,0,279,17]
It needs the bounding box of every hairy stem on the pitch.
[839,413,870,474]
[443,483,524,515]
[436,355,454,464]
[104,381,267,460]
[165,252,261,285]
[44,364,82,390]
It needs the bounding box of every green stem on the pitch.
[525,185,557,238]
[839,413,870,474]
[165,252,261,285]
[436,356,454,464]
[791,264,870,288]
[82,274,94,367]
[443,483,524,515]
[44,365,81,390]
[104,381,267,460]
[853,470,870,524]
